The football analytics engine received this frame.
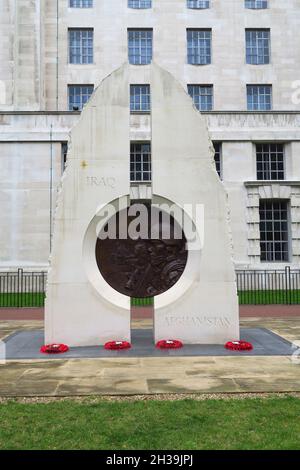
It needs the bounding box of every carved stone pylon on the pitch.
[45,63,239,347]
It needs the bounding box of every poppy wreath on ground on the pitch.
[40,343,69,354]
[225,340,253,351]
[156,339,183,349]
[104,341,131,350]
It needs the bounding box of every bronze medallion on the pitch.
[95,205,188,298]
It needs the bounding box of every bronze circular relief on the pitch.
[95,205,188,298]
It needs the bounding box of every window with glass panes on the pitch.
[187,29,211,65]
[128,29,153,65]
[130,143,151,182]
[128,0,152,8]
[68,85,94,110]
[213,142,222,178]
[245,0,268,8]
[259,200,289,262]
[69,29,93,64]
[70,0,93,7]
[247,85,272,111]
[256,143,284,180]
[246,29,270,64]
[188,85,213,111]
[130,85,150,112]
[187,0,210,8]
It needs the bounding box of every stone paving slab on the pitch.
[240,317,300,345]
[0,321,42,342]
[3,327,294,359]
[0,355,299,396]
[0,318,299,396]
[1,317,299,342]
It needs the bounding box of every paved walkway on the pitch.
[0,308,43,321]
[240,305,300,317]
[0,317,299,396]
[0,305,300,321]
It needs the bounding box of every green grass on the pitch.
[131,297,154,307]
[0,292,45,308]
[0,397,300,450]
[1,290,300,308]
[238,289,300,305]
[131,291,300,307]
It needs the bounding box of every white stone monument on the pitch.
[45,63,239,347]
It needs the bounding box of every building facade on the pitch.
[0,0,300,270]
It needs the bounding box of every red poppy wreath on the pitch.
[40,343,69,354]
[156,339,183,349]
[225,340,253,351]
[104,341,131,350]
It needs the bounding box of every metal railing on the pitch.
[0,269,46,307]
[0,267,300,307]
[236,267,300,305]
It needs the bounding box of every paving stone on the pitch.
[3,328,294,359]
[0,318,299,396]
[56,378,149,396]
[147,377,240,394]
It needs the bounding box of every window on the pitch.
[246,29,270,64]
[130,142,151,182]
[256,144,284,180]
[188,85,213,111]
[213,142,222,178]
[68,85,94,110]
[130,85,151,112]
[247,85,272,111]
[128,0,152,8]
[128,29,153,65]
[187,29,211,65]
[187,0,210,8]
[61,142,68,173]
[245,0,267,8]
[69,29,93,64]
[69,0,93,7]
[259,200,289,262]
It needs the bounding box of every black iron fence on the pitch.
[236,267,300,305]
[0,269,46,307]
[0,267,300,307]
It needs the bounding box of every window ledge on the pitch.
[130,111,151,115]
[244,181,300,187]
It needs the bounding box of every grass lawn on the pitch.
[238,290,300,305]
[1,291,300,308]
[0,397,300,450]
[0,293,45,308]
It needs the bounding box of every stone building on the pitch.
[0,0,300,271]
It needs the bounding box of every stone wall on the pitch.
[0,111,300,269]
[0,0,42,110]
[0,1,299,270]
[0,0,15,109]
[45,0,300,112]
[1,1,300,111]
[0,112,78,269]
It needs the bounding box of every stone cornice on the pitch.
[0,111,81,115]
[1,111,300,142]
[245,181,300,187]
[0,110,299,116]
